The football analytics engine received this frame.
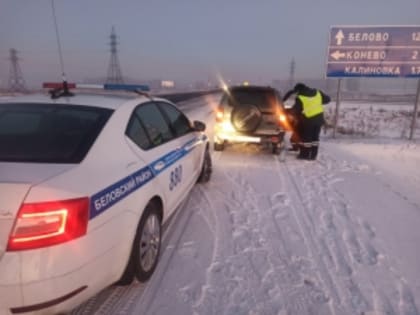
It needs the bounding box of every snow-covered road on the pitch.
[72,95,420,315]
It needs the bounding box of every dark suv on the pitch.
[214,85,290,154]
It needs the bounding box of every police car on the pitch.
[0,83,212,314]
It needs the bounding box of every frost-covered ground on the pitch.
[324,101,420,139]
[72,95,420,315]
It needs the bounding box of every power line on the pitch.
[51,0,66,81]
[8,48,27,93]
[106,26,124,84]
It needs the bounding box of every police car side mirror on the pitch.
[193,120,206,132]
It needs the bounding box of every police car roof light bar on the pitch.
[44,80,75,99]
[43,83,150,92]
[103,83,150,92]
[43,82,76,89]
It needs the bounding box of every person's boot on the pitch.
[297,147,310,159]
[310,146,318,160]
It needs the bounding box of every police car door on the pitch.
[156,101,201,194]
[125,102,185,217]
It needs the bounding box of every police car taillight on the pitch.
[7,197,89,251]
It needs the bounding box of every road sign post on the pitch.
[409,79,420,140]
[326,26,420,138]
[333,78,342,138]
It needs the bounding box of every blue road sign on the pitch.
[326,26,420,78]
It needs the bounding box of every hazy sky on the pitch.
[1,0,419,88]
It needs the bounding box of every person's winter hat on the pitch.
[294,83,307,93]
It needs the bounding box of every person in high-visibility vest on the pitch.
[283,83,330,160]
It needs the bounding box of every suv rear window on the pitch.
[222,88,280,110]
[0,103,113,163]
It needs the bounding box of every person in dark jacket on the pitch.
[283,83,330,160]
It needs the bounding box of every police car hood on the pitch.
[0,162,74,257]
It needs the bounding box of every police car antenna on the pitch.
[49,0,73,99]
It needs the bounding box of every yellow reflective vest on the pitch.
[298,91,323,118]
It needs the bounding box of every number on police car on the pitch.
[169,165,182,190]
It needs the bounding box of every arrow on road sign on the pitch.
[330,50,346,60]
[335,30,345,45]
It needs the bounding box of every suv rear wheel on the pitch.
[272,142,280,155]
[116,201,161,285]
[135,203,161,282]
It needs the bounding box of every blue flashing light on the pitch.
[104,84,150,92]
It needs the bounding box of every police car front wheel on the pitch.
[197,147,212,183]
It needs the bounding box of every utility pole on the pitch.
[106,26,124,84]
[8,48,27,93]
[288,57,295,90]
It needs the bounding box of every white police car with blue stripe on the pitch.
[0,83,212,314]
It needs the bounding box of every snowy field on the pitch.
[323,101,420,139]
[69,94,420,315]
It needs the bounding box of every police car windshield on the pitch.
[0,103,113,163]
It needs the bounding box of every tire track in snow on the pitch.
[321,150,420,314]
[191,183,233,313]
[192,153,331,315]
[232,164,330,315]
[276,158,348,315]
[284,157,381,314]
[193,170,264,315]
[285,150,419,315]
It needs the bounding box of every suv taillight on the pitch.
[7,197,89,251]
[215,107,224,122]
[278,112,292,131]
[278,113,287,123]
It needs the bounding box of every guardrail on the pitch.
[155,89,221,103]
